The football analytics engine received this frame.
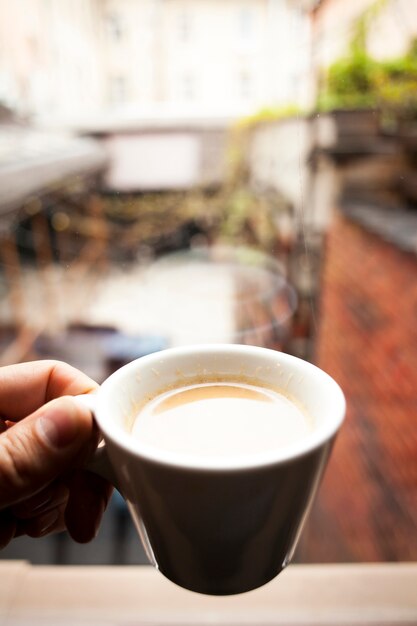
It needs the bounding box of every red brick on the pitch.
[298,213,417,563]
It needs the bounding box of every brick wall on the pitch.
[297,211,417,562]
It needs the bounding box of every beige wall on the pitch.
[161,0,269,106]
[100,0,312,110]
[0,0,104,118]
[0,0,313,121]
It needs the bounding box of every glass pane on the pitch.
[0,0,416,580]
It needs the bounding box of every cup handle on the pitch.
[74,394,122,492]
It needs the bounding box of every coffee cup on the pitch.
[78,344,345,595]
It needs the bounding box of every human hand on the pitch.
[0,360,112,548]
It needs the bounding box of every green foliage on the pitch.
[317,0,384,112]
[236,104,302,129]
[376,44,417,122]
[317,51,380,111]
[318,30,417,122]
[349,0,387,56]
[228,103,302,193]
[317,0,417,122]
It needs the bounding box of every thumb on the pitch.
[0,397,94,509]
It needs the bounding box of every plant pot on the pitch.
[398,172,417,206]
[330,108,381,139]
[397,121,417,168]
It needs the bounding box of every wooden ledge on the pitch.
[1,562,416,625]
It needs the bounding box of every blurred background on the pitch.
[0,0,416,567]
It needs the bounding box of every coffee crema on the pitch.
[130,382,313,459]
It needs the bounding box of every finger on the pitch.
[0,360,97,422]
[23,502,67,538]
[0,397,94,509]
[0,510,16,549]
[11,483,69,520]
[66,471,113,544]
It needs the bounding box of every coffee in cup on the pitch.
[130,380,314,459]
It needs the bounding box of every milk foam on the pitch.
[131,382,313,459]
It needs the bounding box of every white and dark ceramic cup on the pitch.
[79,344,345,596]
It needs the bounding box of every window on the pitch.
[181,72,195,100]
[178,8,191,42]
[2,0,417,587]
[238,70,252,99]
[106,12,123,42]
[238,5,254,41]
[109,75,127,104]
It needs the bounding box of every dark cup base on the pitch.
[158,565,285,596]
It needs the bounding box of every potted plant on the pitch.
[317,50,381,138]
[315,0,389,139]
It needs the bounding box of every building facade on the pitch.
[0,0,104,119]
[0,0,312,122]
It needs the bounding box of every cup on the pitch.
[79,344,345,596]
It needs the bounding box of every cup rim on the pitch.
[94,344,346,471]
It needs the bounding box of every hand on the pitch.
[0,360,112,548]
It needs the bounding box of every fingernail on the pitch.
[37,399,80,449]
